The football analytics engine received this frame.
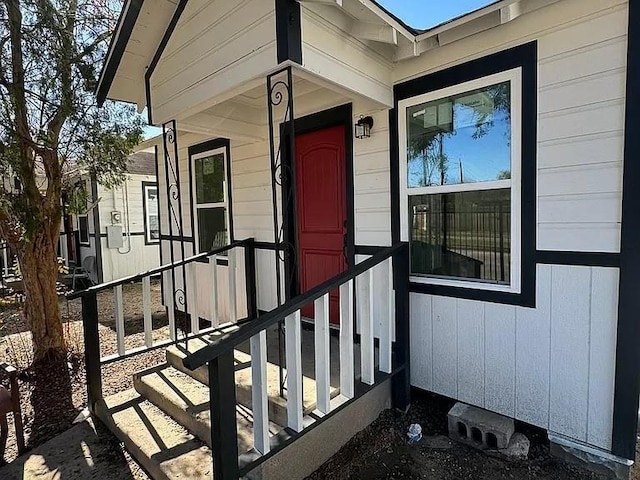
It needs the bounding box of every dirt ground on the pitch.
[307,391,630,480]
[0,280,168,465]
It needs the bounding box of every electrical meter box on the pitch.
[106,225,124,249]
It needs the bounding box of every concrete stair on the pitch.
[95,389,213,480]
[132,364,282,450]
[165,337,337,426]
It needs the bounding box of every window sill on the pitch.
[410,275,518,294]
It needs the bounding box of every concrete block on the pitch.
[447,402,515,450]
[549,433,632,480]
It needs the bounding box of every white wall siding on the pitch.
[395,0,627,253]
[150,0,276,124]
[515,265,551,428]
[587,268,619,449]
[431,296,458,399]
[352,105,392,247]
[456,300,485,407]
[410,265,620,450]
[548,266,591,440]
[484,303,516,417]
[300,4,394,107]
[409,293,433,392]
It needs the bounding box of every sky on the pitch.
[377,0,496,30]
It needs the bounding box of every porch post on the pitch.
[208,352,239,479]
[392,243,411,410]
[244,238,258,319]
[82,291,103,411]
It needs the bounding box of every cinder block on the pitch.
[447,402,515,450]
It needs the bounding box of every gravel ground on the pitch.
[0,280,166,471]
[307,391,633,480]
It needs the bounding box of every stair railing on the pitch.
[69,238,258,412]
[182,242,410,480]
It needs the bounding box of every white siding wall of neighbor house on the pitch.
[96,174,161,282]
[396,0,627,452]
[149,0,277,124]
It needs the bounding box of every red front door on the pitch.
[295,125,347,324]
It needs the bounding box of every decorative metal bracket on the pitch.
[162,120,189,342]
[267,66,296,397]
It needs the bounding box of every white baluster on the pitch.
[142,276,152,348]
[251,330,270,454]
[188,263,199,334]
[228,249,237,323]
[314,293,330,414]
[164,271,176,341]
[378,259,393,374]
[114,285,125,356]
[358,270,375,385]
[209,254,218,327]
[339,280,354,399]
[285,310,303,432]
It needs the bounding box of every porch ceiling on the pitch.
[177,69,384,144]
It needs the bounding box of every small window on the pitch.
[78,215,89,245]
[143,183,160,244]
[191,147,228,253]
[399,69,521,292]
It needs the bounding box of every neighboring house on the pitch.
[69,151,160,283]
[89,0,640,478]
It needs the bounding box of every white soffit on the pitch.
[104,0,178,109]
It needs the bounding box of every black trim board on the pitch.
[96,0,144,106]
[188,138,235,252]
[160,234,194,243]
[392,42,538,308]
[536,250,620,268]
[275,0,302,64]
[612,0,640,461]
[144,0,189,125]
[281,103,355,301]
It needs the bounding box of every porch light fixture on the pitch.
[355,115,374,139]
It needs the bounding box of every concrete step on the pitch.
[133,364,282,451]
[166,337,338,426]
[94,388,213,480]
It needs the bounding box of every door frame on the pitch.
[281,103,355,302]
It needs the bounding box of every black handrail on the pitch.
[183,243,408,370]
[67,238,253,299]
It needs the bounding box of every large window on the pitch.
[399,69,521,292]
[191,147,228,253]
[143,182,160,244]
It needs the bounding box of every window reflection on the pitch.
[407,81,511,188]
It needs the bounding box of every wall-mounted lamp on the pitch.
[355,115,374,139]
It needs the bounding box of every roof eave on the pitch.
[95,0,144,107]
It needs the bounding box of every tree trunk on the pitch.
[18,231,66,363]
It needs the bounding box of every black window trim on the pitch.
[392,41,538,308]
[78,215,91,246]
[187,138,234,255]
